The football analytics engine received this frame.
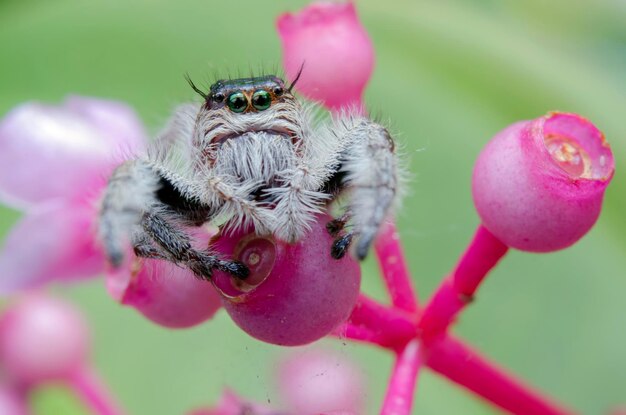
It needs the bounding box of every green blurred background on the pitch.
[1,0,625,413]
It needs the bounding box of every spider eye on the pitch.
[273,86,284,96]
[212,92,224,103]
[252,90,271,111]
[227,92,248,113]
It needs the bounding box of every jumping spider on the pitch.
[98,74,398,280]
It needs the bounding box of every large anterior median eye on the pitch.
[227,92,248,113]
[252,90,271,111]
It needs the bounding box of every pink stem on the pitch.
[418,225,508,338]
[374,221,419,313]
[348,294,417,350]
[425,336,576,415]
[69,367,126,415]
[331,322,392,349]
[380,340,421,415]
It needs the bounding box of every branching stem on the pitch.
[417,225,508,339]
[69,367,126,415]
[425,336,577,415]
[380,340,421,415]
[374,222,419,313]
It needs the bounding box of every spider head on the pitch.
[206,76,292,113]
[189,75,303,151]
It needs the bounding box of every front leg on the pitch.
[267,166,330,243]
[98,159,246,279]
[325,116,399,260]
[269,127,347,243]
[139,212,248,279]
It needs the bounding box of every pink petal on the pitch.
[0,201,105,294]
[0,97,146,207]
[64,96,146,155]
[0,385,28,415]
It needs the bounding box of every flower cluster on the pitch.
[0,295,122,415]
[0,295,364,415]
[0,1,618,414]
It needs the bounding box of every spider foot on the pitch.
[331,233,355,260]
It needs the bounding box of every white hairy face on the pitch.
[187,76,312,207]
[212,131,297,191]
[192,77,304,160]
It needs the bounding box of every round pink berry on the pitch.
[472,112,614,252]
[105,227,222,329]
[0,295,90,384]
[212,216,361,346]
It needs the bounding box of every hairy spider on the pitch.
[98,74,399,280]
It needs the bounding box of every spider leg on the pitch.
[132,234,168,260]
[99,159,248,279]
[326,210,353,237]
[322,116,398,260]
[141,212,248,280]
[204,177,275,235]
[269,125,346,243]
[331,232,359,260]
[267,164,330,243]
[99,159,161,267]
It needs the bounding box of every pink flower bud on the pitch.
[106,228,222,329]
[472,112,614,252]
[212,216,361,346]
[277,1,374,110]
[277,349,365,414]
[106,258,222,329]
[0,295,90,384]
